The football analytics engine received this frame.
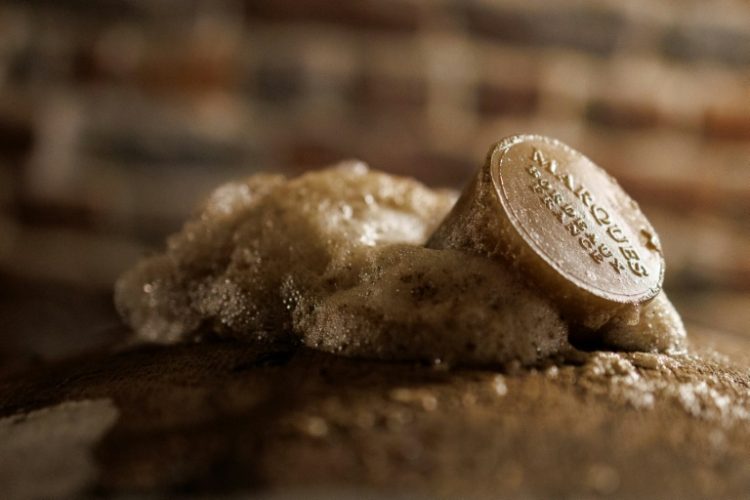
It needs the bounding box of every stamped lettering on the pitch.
[525,148,648,279]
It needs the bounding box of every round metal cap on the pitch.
[489,135,664,304]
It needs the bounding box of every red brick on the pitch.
[348,73,427,110]
[476,83,538,117]
[284,138,354,171]
[245,0,420,33]
[585,100,660,130]
[703,109,750,141]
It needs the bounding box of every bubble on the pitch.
[493,375,508,396]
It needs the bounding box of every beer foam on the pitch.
[115,161,685,365]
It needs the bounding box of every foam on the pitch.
[115,162,685,365]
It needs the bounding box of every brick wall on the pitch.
[0,0,748,330]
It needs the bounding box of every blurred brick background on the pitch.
[0,0,748,369]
